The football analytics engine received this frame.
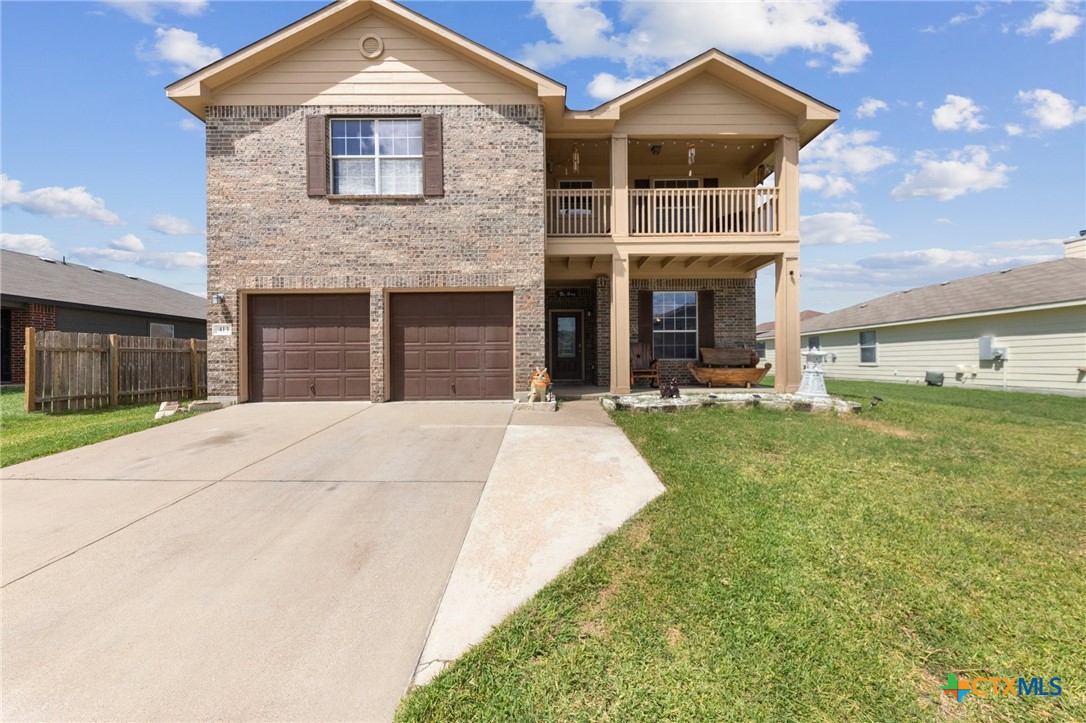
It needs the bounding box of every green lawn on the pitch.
[398,380,1086,722]
[0,387,196,467]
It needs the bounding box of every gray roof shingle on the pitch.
[764,256,1085,337]
[1,249,206,321]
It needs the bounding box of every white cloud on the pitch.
[521,0,870,75]
[140,27,222,74]
[1,174,121,225]
[1016,88,1086,130]
[1004,123,1024,136]
[949,4,988,26]
[803,128,897,176]
[104,1,208,24]
[931,94,988,132]
[1,232,59,257]
[586,72,654,101]
[934,217,953,225]
[800,212,890,245]
[150,213,198,235]
[1018,1,1083,42]
[73,240,206,270]
[179,118,200,131]
[989,237,1066,250]
[110,233,145,252]
[891,146,1013,201]
[800,173,855,198]
[856,97,888,118]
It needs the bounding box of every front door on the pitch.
[550,311,583,382]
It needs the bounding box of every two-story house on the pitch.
[167,0,837,403]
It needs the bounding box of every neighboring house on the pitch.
[0,249,207,384]
[166,0,837,403]
[760,235,1086,395]
[755,310,823,357]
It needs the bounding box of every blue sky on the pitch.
[2,1,1083,322]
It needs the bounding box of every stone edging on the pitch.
[601,392,861,414]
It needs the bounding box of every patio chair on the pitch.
[630,341,659,388]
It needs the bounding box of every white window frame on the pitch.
[149,323,174,339]
[652,290,698,360]
[807,335,821,350]
[859,330,877,364]
[329,117,423,196]
[558,179,594,211]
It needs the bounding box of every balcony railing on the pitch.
[629,187,779,235]
[545,189,613,236]
[545,187,780,236]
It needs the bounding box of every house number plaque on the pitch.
[212,324,233,336]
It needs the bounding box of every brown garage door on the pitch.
[390,292,513,401]
[249,293,370,402]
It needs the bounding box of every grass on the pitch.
[398,379,1086,722]
[0,386,196,467]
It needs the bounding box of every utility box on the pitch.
[925,371,944,386]
[978,336,1007,361]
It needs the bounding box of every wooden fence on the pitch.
[24,329,207,412]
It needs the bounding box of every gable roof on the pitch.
[762,257,1086,338]
[0,249,206,321]
[166,0,565,119]
[570,49,838,146]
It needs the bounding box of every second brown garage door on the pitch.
[249,293,370,402]
[390,292,513,401]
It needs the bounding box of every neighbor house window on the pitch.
[331,118,422,195]
[859,330,877,363]
[652,291,697,359]
[149,323,174,339]
[807,335,821,349]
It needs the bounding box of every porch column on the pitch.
[773,252,801,392]
[773,134,800,235]
[611,134,629,237]
[609,252,631,394]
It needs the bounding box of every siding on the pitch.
[214,14,538,106]
[57,307,207,339]
[615,74,797,136]
[764,305,1086,394]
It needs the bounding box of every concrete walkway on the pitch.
[413,399,665,685]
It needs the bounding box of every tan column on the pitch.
[774,252,801,392]
[609,252,631,394]
[774,135,800,235]
[611,134,629,237]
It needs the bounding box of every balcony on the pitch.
[545,187,779,237]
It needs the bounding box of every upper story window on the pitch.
[330,118,423,196]
[859,330,877,363]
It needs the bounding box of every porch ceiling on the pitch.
[545,254,776,281]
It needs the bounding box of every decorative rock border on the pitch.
[601,391,861,414]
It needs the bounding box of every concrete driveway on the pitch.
[1,402,511,722]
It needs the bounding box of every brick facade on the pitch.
[205,104,546,401]
[6,304,57,384]
[629,277,756,386]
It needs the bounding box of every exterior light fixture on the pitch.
[650,144,662,156]
[210,293,225,305]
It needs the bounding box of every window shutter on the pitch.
[698,290,715,350]
[638,291,653,343]
[633,179,651,189]
[306,115,328,197]
[422,114,444,196]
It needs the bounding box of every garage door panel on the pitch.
[248,294,370,402]
[391,292,513,401]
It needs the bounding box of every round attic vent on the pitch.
[359,33,384,59]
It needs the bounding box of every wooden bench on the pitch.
[699,348,760,368]
[630,342,659,387]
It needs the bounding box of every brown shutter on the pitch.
[633,178,651,189]
[422,114,444,196]
[638,291,653,344]
[306,115,328,197]
[698,290,715,351]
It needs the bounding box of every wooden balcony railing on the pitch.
[545,189,612,236]
[629,187,779,235]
